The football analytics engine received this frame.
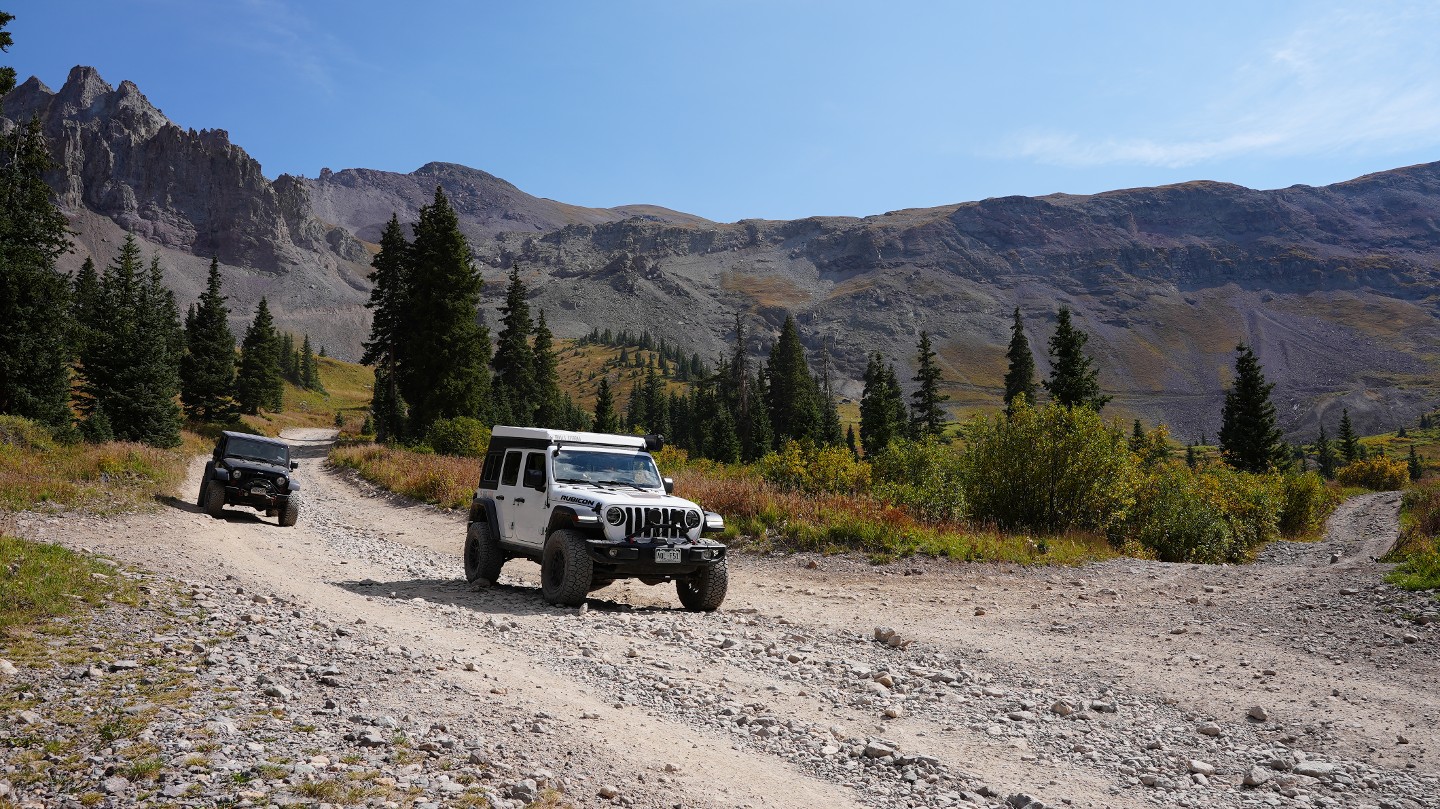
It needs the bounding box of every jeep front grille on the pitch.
[620,506,688,540]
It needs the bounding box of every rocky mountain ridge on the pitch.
[7,65,1440,438]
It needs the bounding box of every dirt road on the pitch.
[15,428,1439,809]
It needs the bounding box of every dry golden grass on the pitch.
[0,423,206,514]
[328,444,478,510]
[720,271,811,308]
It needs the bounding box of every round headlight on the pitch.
[277,476,287,488]
[685,509,701,529]
[605,506,624,526]
[230,468,242,480]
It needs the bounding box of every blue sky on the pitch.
[6,0,1440,222]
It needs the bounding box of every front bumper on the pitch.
[584,538,726,575]
[222,484,290,510]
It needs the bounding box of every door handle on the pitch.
[495,495,505,501]
[514,497,526,504]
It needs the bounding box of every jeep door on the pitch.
[495,449,549,550]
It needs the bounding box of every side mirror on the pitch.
[290,461,299,470]
[524,468,546,490]
[663,477,674,495]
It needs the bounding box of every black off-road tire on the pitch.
[677,558,728,612]
[204,484,227,519]
[278,497,299,527]
[464,520,505,584]
[196,480,209,508]
[540,529,593,607]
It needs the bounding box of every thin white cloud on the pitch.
[1008,3,1440,168]
[233,0,356,96]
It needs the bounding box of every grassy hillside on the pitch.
[239,357,376,437]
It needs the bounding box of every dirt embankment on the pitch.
[6,429,1437,809]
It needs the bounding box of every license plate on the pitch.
[654,548,681,564]
[250,487,268,495]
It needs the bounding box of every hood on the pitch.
[552,482,700,513]
[223,458,290,476]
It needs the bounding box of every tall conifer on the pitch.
[531,310,561,427]
[1003,307,1037,412]
[362,214,410,442]
[236,298,284,414]
[765,314,825,446]
[399,187,490,434]
[1315,425,1338,479]
[593,376,618,433]
[1338,409,1360,463]
[910,331,948,437]
[179,257,238,422]
[859,353,907,456]
[1218,343,1285,473]
[0,111,73,429]
[492,265,535,423]
[1044,306,1110,411]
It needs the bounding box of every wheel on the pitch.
[464,520,505,583]
[204,483,227,518]
[278,497,299,527]
[197,463,213,506]
[540,529,593,607]
[677,558,728,612]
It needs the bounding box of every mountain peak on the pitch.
[57,65,112,111]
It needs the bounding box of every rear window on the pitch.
[500,451,522,486]
[479,452,503,490]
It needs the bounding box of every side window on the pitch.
[479,452,503,490]
[500,451,522,487]
[523,451,547,488]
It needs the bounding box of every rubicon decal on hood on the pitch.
[559,494,599,508]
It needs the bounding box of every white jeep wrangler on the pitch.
[464,426,729,611]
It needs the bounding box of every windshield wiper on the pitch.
[554,477,591,484]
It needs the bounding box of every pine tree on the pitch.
[1218,343,1285,473]
[531,310,561,427]
[0,109,74,430]
[236,298,284,414]
[1409,445,1424,482]
[399,188,490,434]
[743,371,774,461]
[1130,420,1146,453]
[765,314,825,446]
[909,331,948,437]
[1002,307,1037,412]
[1044,306,1110,411]
[846,424,858,458]
[1315,424,1338,479]
[593,376,618,433]
[859,353,907,456]
[1185,443,1197,469]
[1338,409,1360,463]
[362,214,410,442]
[278,332,297,383]
[299,334,323,391]
[179,257,238,422]
[492,264,535,423]
[74,238,182,446]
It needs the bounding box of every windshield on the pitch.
[553,448,661,489]
[226,437,289,466]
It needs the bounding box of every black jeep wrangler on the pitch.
[198,431,301,527]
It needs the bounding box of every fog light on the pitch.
[608,548,618,557]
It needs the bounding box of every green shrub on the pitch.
[1276,472,1335,538]
[1335,457,1408,491]
[0,415,55,452]
[757,440,871,494]
[1207,466,1283,561]
[1123,464,1230,562]
[423,417,491,458]
[871,437,966,523]
[960,401,1138,533]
